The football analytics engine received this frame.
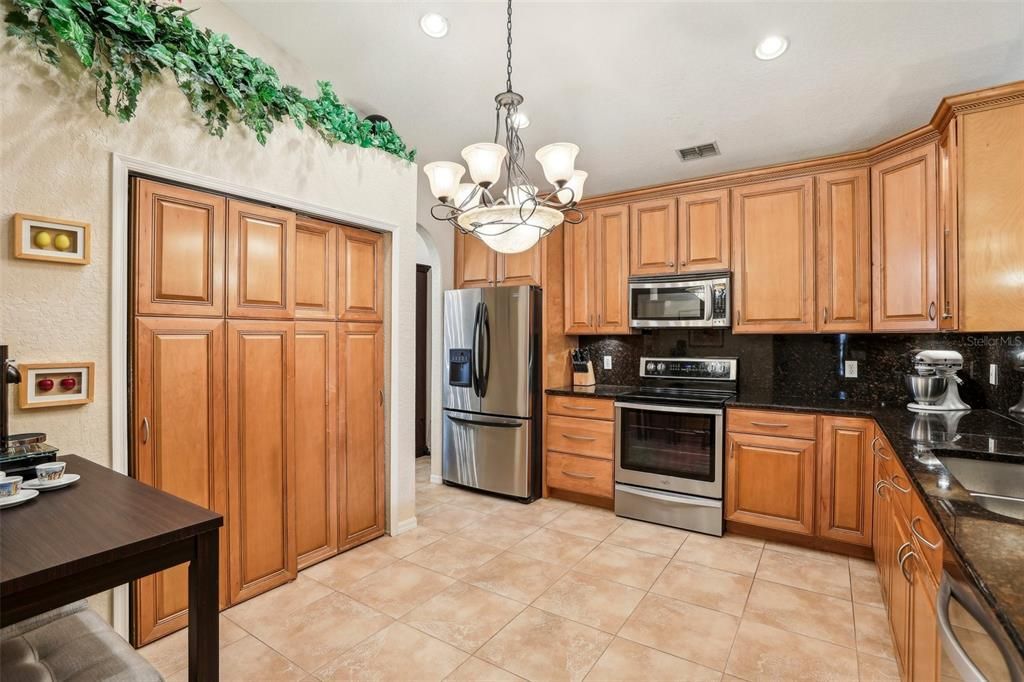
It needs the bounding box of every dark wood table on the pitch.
[1,455,222,680]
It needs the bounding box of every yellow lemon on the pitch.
[54,234,72,251]
[34,231,52,248]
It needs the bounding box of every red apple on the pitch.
[37,378,54,392]
[60,377,77,391]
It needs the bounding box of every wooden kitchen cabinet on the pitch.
[816,169,871,332]
[563,206,630,334]
[889,509,914,679]
[226,320,296,604]
[544,395,615,502]
[817,416,874,546]
[497,242,545,287]
[133,178,225,318]
[339,226,385,322]
[871,143,940,331]
[227,200,296,319]
[563,213,597,334]
[910,561,941,682]
[338,322,386,549]
[294,217,337,320]
[678,189,730,273]
[725,430,816,535]
[132,317,228,646]
[454,230,544,289]
[731,176,816,333]
[629,197,677,275]
[294,322,338,569]
[938,121,959,331]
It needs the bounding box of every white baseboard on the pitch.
[430,474,443,484]
[392,517,418,535]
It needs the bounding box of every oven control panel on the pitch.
[640,357,737,380]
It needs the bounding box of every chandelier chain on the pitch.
[505,0,513,93]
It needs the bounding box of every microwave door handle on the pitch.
[704,282,714,322]
[937,575,1024,682]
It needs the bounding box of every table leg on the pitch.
[188,529,219,681]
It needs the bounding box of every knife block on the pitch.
[572,360,596,387]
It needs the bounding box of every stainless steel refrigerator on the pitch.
[442,285,542,501]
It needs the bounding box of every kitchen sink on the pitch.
[934,451,1024,521]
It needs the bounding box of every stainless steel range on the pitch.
[614,357,737,536]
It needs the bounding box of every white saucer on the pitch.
[23,473,80,491]
[0,488,40,508]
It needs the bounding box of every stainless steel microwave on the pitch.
[629,273,731,328]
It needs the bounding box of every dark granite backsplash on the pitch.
[578,330,1024,412]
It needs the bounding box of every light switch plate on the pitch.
[990,364,999,385]
[844,360,858,378]
[603,355,612,370]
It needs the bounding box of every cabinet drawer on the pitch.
[883,455,914,519]
[546,415,614,460]
[546,452,613,499]
[909,493,943,581]
[728,408,817,440]
[547,395,615,421]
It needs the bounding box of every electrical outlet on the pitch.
[990,364,999,385]
[603,355,612,370]
[844,360,858,378]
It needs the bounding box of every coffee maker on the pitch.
[905,350,971,412]
[1,345,59,477]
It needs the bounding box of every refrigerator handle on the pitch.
[479,303,491,397]
[471,303,482,397]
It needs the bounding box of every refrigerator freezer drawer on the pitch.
[442,410,531,499]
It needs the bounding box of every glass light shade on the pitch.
[478,226,542,253]
[535,142,579,186]
[461,143,507,187]
[453,183,482,211]
[423,161,464,201]
[504,184,537,206]
[456,204,563,253]
[555,170,587,205]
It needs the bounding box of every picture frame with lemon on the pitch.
[13,213,90,265]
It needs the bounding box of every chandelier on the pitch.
[423,0,586,254]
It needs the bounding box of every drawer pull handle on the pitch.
[563,471,596,480]
[899,549,917,583]
[896,541,913,563]
[141,417,150,445]
[871,436,891,460]
[875,479,891,497]
[911,517,941,549]
[561,434,597,442]
[890,474,911,493]
[750,421,789,428]
[562,405,597,412]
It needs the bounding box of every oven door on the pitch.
[614,402,723,499]
[630,280,712,328]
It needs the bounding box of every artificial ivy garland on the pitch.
[4,0,416,161]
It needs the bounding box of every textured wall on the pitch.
[0,1,418,620]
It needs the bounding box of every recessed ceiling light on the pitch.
[754,35,788,60]
[512,111,530,129]
[420,13,449,39]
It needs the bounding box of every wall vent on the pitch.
[676,141,720,162]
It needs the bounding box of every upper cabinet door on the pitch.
[731,177,816,333]
[134,179,225,317]
[455,231,496,288]
[294,217,337,320]
[496,242,544,287]
[339,226,385,322]
[871,144,939,331]
[227,200,296,319]
[678,190,730,273]
[594,206,630,334]
[226,320,296,604]
[816,169,871,332]
[563,213,596,334]
[629,198,678,276]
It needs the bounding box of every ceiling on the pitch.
[224,1,1023,232]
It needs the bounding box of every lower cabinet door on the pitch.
[889,510,914,679]
[294,322,338,569]
[817,416,875,546]
[227,320,297,604]
[338,322,386,549]
[132,317,228,646]
[725,432,816,535]
[873,456,893,601]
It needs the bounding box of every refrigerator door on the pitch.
[442,410,531,498]
[478,286,534,419]
[442,288,483,415]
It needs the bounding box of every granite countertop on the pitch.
[545,385,636,400]
[733,388,1024,657]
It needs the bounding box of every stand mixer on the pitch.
[906,350,971,412]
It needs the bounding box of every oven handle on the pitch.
[615,401,723,416]
[615,483,722,507]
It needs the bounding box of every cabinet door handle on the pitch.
[561,433,596,442]
[899,549,917,583]
[896,541,912,563]
[750,421,789,429]
[875,479,891,497]
[929,301,937,320]
[890,474,911,493]
[563,471,596,480]
[872,436,891,461]
[598,313,602,326]
[379,389,384,406]
[141,417,150,445]
[823,307,829,324]
[911,517,941,549]
[562,405,597,412]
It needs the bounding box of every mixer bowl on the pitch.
[906,374,948,405]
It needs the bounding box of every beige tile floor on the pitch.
[140,457,898,681]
